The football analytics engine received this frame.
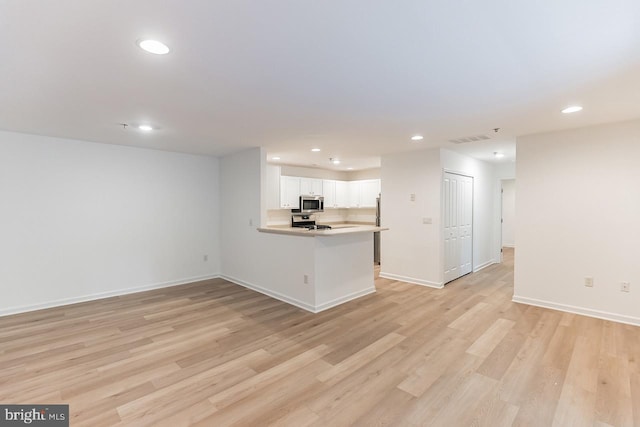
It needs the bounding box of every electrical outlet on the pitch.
[410,193,416,202]
[621,282,630,292]
[203,254,208,262]
[422,217,432,224]
[249,218,253,226]
[584,277,593,287]
[303,275,309,284]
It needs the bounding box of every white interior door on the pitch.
[443,172,473,284]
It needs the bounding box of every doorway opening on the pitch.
[501,179,516,262]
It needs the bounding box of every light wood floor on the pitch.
[1,248,639,426]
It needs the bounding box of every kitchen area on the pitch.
[265,163,382,260]
[254,163,386,312]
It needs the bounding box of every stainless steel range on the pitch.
[291,214,332,231]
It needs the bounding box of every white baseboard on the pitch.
[220,275,317,313]
[473,259,496,273]
[0,273,222,318]
[502,244,515,248]
[512,295,640,327]
[315,288,376,313]
[378,272,444,289]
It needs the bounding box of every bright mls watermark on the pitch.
[0,405,68,426]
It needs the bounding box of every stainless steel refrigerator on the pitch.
[374,194,381,265]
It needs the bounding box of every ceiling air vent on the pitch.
[448,134,491,144]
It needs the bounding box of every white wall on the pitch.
[0,131,220,315]
[494,162,516,179]
[278,164,381,181]
[380,149,443,286]
[501,179,516,247]
[514,120,640,325]
[280,164,349,180]
[346,168,381,180]
[220,147,265,279]
[220,148,316,308]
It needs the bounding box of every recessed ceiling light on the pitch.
[494,152,505,158]
[137,39,170,55]
[562,105,583,114]
[311,148,321,152]
[138,125,153,131]
[272,156,281,160]
[347,167,354,170]
[411,135,424,141]
[332,159,341,165]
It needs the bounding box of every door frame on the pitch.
[499,181,504,263]
[441,170,474,284]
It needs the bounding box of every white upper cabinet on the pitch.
[348,181,360,207]
[275,174,379,210]
[323,179,349,208]
[335,180,349,208]
[347,179,380,208]
[359,179,381,208]
[280,176,301,209]
[322,180,336,207]
[300,178,323,196]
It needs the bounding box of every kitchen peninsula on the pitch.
[255,224,387,312]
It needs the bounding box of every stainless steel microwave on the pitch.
[297,195,324,213]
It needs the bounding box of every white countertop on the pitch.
[257,223,388,237]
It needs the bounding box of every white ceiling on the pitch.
[1,1,639,170]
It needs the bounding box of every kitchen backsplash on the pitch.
[267,208,376,226]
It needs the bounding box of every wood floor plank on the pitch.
[397,337,471,398]
[476,327,527,380]
[595,352,633,426]
[552,383,596,427]
[631,373,640,427]
[427,372,500,426]
[351,387,415,427]
[308,347,409,426]
[403,352,485,424]
[207,344,330,411]
[551,328,601,426]
[316,332,405,385]
[466,317,515,358]
[269,405,320,427]
[447,301,491,330]
[202,359,330,426]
